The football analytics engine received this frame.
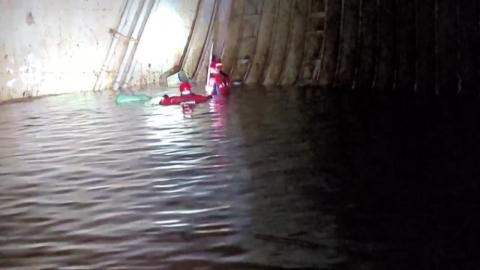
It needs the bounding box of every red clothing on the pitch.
[160,93,211,106]
[207,73,230,96]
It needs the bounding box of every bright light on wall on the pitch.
[5,54,43,90]
[137,6,187,70]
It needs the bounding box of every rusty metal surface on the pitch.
[107,0,149,90]
[0,0,124,101]
[262,0,293,85]
[113,0,158,90]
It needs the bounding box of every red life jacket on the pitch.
[159,93,211,106]
[207,73,230,96]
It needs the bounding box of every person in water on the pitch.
[206,60,230,96]
[158,82,211,106]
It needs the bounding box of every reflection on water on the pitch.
[1,87,480,269]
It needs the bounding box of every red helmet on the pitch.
[179,82,192,95]
[210,61,222,72]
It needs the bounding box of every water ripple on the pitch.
[0,89,342,270]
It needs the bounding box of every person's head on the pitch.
[210,61,222,74]
[179,82,192,95]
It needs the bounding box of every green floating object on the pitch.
[115,94,152,104]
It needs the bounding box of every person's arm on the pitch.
[147,95,169,105]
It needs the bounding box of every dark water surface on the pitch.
[1,86,480,270]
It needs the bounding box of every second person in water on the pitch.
[158,82,211,106]
[206,60,230,96]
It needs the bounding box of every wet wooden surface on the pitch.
[108,0,480,97]
[299,7,324,82]
[212,0,233,58]
[279,0,309,85]
[318,0,342,86]
[194,0,219,83]
[230,0,263,82]
[182,0,217,79]
[218,0,245,76]
[245,0,277,84]
[335,0,359,89]
[262,0,293,85]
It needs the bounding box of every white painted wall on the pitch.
[128,0,199,86]
[0,0,125,101]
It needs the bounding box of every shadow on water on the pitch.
[0,86,479,269]
[303,90,480,270]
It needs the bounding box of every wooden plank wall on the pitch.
[245,0,276,84]
[181,0,217,80]
[179,0,326,86]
